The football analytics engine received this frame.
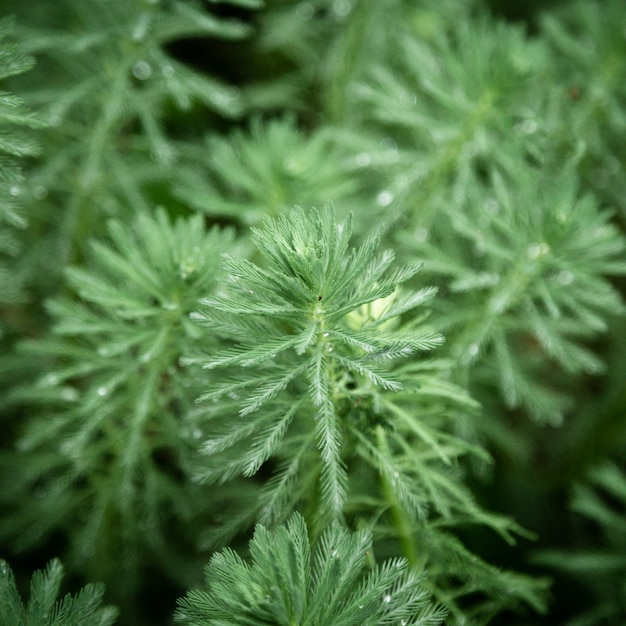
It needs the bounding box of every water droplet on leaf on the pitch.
[332,0,352,17]
[34,186,48,200]
[414,227,429,243]
[356,152,371,167]
[297,2,315,19]
[132,60,152,80]
[60,387,79,402]
[377,190,394,207]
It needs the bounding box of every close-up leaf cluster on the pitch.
[1,1,625,625]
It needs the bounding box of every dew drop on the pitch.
[379,137,397,152]
[383,594,392,603]
[49,114,62,127]
[139,351,153,363]
[42,373,59,386]
[60,387,79,402]
[472,242,485,257]
[210,89,238,107]
[297,2,315,19]
[549,413,564,428]
[331,549,338,558]
[323,332,330,337]
[358,604,364,610]
[97,387,109,397]
[33,186,48,200]
[150,147,175,163]
[401,620,408,626]
[162,64,175,78]
[392,470,399,479]
[527,242,550,259]
[414,227,429,243]
[9,186,21,197]
[192,427,202,440]
[326,345,333,352]
[556,270,574,285]
[356,152,371,167]
[467,343,479,358]
[377,190,394,207]
[132,15,149,41]
[132,60,152,80]
[332,0,352,17]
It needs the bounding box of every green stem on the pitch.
[375,425,421,569]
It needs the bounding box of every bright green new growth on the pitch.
[192,204,443,519]
[175,512,445,626]
[0,558,117,626]
[191,204,548,622]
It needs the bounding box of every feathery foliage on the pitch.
[1,1,625,625]
[174,116,372,228]
[190,204,548,621]
[0,16,44,309]
[536,463,626,626]
[0,209,244,601]
[191,204,444,518]
[0,558,117,626]
[3,0,260,297]
[406,166,625,424]
[540,0,626,219]
[175,512,445,626]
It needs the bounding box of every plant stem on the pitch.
[375,425,421,569]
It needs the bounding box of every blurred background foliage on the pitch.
[0,0,625,624]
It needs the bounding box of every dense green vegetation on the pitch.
[1,1,625,624]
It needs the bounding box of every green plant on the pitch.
[188,205,547,622]
[0,558,117,626]
[0,16,44,315]
[0,209,250,601]
[1,1,625,625]
[176,512,446,626]
[3,0,260,300]
[536,463,626,626]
